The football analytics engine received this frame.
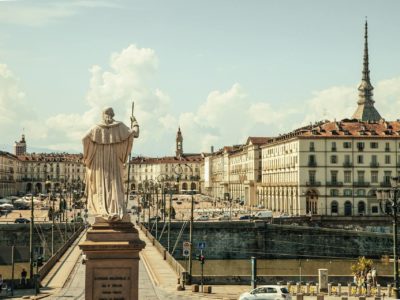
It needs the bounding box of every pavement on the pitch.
[5,212,398,300]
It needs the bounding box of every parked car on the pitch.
[239,285,291,300]
[254,210,273,219]
[239,215,252,220]
[14,218,30,224]
[195,215,209,221]
[218,214,230,221]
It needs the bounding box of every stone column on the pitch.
[79,219,145,300]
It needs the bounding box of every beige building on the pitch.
[18,153,85,193]
[202,137,267,206]
[259,120,400,216]
[127,128,203,193]
[0,151,22,198]
[1,133,85,196]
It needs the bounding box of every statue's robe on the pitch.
[83,121,135,221]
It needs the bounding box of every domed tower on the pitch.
[176,127,183,158]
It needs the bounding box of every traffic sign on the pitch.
[182,249,190,257]
[197,242,206,250]
[183,241,191,251]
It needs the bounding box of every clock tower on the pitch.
[176,127,183,158]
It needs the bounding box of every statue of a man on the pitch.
[82,107,139,222]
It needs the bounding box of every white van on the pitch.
[254,210,273,219]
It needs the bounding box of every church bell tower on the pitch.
[176,127,183,158]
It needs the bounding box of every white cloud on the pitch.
[3,43,400,156]
[178,84,296,152]
[42,44,172,155]
[301,86,357,125]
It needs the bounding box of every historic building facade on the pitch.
[126,128,203,193]
[18,153,85,193]
[1,135,85,196]
[0,151,23,198]
[259,120,400,216]
[202,137,268,206]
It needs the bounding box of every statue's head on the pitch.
[102,107,115,125]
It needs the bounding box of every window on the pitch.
[344,189,352,196]
[343,142,352,149]
[357,171,365,183]
[309,142,315,151]
[332,142,337,151]
[384,171,392,184]
[371,171,378,183]
[331,170,338,183]
[308,155,316,166]
[357,189,366,196]
[357,142,365,151]
[371,155,377,164]
[385,155,391,164]
[371,206,379,213]
[331,201,338,214]
[370,142,379,149]
[357,155,364,164]
[385,142,390,152]
[344,155,351,164]
[309,171,316,183]
[330,189,339,196]
[331,155,337,164]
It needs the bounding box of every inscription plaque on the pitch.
[93,267,131,300]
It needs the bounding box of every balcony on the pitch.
[343,162,353,168]
[380,182,391,187]
[370,162,380,168]
[331,147,337,152]
[353,181,370,187]
[308,161,317,167]
[306,181,321,187]
[326,181,343,187]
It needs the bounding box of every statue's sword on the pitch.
[125,101,134,210]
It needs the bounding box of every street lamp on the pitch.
[376,176,400,299]
[224,192,232,220]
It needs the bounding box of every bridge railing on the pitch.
[139,223,186,277]
[38,223,85,280]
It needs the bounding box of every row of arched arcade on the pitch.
[130,181,198,194]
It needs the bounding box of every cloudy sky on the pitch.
[1,0,400,156]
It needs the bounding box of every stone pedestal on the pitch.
[79,220,145,300]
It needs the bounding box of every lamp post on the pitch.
[376,176,400,299]
[183,163,198,283]
[167,182,173,252]
[224,192,232,220]
[29,186,38,282]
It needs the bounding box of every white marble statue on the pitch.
[83,107,139,222]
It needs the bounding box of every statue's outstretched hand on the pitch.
[131,116,138,127]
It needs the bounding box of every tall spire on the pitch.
[352,20,382,122]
